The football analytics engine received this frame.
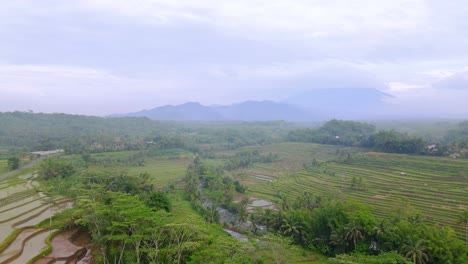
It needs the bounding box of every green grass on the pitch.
[90,150,140,159]
[127,157,192,188]
[0,159,9,175]
[227,143,468,239]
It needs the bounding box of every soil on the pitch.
[34,228,94,264]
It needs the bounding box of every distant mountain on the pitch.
[111,102,223,121]
[285,88,391,119]
[111,88,391,121]
[111,101,312,121]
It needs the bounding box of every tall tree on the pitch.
[7,156,20,170]
[458,210,468,245]
[344,221,364,251]
[400,239,428,264]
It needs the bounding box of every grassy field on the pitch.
[128,157,192,188]
[228,143,468,239]
[0,159,8,175]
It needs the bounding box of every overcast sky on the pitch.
[0,0,467,117]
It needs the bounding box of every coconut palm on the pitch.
[372,219,388,247]
[457,210,468,245]
[344,221,364,250]
[330,226,347,253]
[280,217,301,236]
[400,239,428,264]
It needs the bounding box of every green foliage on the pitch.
[146,191,172,212]
[39,158,75,179]
[255,190,466,262]
[445,120,468,144]
[327,252,410,264]
[7,156,20,170]
[188,236,259,264]
[223,150,278,171]
[365,131,425,154]
[289,120,376,146]
[400,239,428,264]
[288,120,430,155]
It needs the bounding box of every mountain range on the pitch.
[111,88,391,121]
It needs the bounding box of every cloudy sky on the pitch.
[0,0,467,117]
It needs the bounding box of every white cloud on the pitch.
[77,0,428,38]
[0,0,428,39]
[432,69,468,90]
[0,1,467,118]
[0,64,185,115]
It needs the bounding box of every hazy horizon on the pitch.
[1,1,467,118]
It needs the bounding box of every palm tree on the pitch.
[344,221,364,251]
[400,239,428,264]
[330,226,347,253]
[280,214,303,241]
[372,219,388,248]
[457,210,468,245]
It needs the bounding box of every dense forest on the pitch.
[1,112,467,157]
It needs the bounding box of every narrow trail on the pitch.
[0,158,43,180]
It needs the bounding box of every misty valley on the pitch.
[0,112,466,264]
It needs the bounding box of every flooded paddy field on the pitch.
[0,167,75,263]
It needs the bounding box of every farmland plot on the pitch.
[0,169,67,263]
[229,143,468,239]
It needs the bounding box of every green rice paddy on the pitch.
[228,143,468,239]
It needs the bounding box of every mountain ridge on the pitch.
[111,88,390,121]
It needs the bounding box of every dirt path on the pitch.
[0,158,43,181]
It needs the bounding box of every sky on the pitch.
[0,0,467,117]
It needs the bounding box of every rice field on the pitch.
[0,170,67,263]
[228,143,468,239]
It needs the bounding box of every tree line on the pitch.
[288,119,467,156]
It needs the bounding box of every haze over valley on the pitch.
[0,1,467,264]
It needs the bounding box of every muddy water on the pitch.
[0,169,74,263]
[0,200,46,220]
[16,201,73,228]
[0,185,30,199]
[34,229,81,264]
[0,195,43,213]
[0,225,14,244]
[8,230,50,264]
[0,228,44,263]
[34,229,94,264]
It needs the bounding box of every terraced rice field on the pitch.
[230,143,468,239]
[0,169,69,263]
